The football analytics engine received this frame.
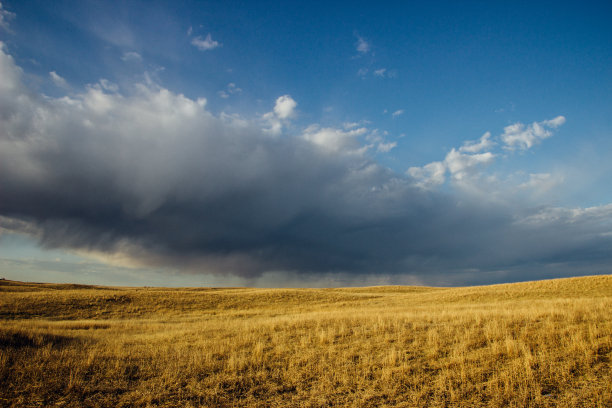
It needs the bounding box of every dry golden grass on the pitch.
[1,275,611,407]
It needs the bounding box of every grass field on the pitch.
[0,275,611,407]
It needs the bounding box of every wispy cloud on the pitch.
[121,51,142,62]
[361,67,397,79]
[191,34,221,51]
[343,120,371,130]
[0,2,15,33]
[373,68,386,77]
[355,35,371,54]
[377,141,397,153]
[49,71,68,88]
[518,173,564,193]
[391,109,404,118]
[357,68,368,78]
[218,83,242,99]
[98,78,118,93]
[459,132,493,153]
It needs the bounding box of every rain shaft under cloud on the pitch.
[1,43,611,284]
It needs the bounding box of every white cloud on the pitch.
[0,2,15,32]
[357,68,368,77]
[0,45,22,95]
[273,95,297,119]
[191,34,221,51]
[543,116,566,128]
[459,132,493,153]
[121,51,142,62]
[377,141,397,153]
[445,149,495,181]
[391,109,404,118]
[355,35,370,54]
[407,161,446,188]
[303,124,395,155]
[409,116,565,190]
[261,95,298,134]
[302,125,368,153]
[408,120,571,206]
[49,71,68,88]
[407,147,496,188]
[501,116,565,150]
[373,68,386,77]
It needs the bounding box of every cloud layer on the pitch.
[1,43,611,284]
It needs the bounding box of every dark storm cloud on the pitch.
[1,43,611,283]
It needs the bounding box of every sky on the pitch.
[0,0,611,287]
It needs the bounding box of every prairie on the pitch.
[0,275,611,407]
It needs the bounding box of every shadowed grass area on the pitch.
[0,275,610,407]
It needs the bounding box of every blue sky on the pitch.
[1,1,611,287]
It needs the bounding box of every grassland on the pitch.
[0,275,611,407]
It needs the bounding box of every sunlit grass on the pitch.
[1,275,611,407]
